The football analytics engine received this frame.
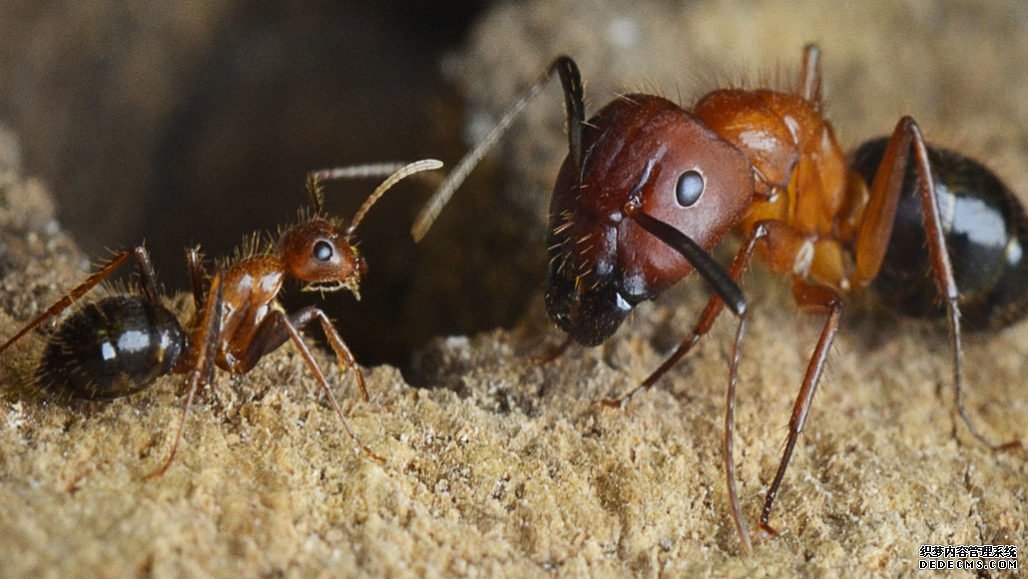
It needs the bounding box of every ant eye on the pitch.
[312,240,334,262]
[675,170,705,207]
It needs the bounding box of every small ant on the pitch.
[411,45,1025,550]
[0,159,442,477]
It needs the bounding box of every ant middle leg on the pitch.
[601,222,770,409]
[758,279,842,538]
[851,117,1021,451]
[239,306,368,402]
[237,307,382,463]
[145,269,224,479]
[610,209,765,551]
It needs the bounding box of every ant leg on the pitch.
[602,223,769,408]
[230,307,380,461]
[759,280,842,538]
[251,308,383,463]
[852,117,1021,451]
[0,245,158,355]
[303,309,370,402]
[725,302,751,552]
[798,44,822,106]
[531,335,574,365]
[234,306,370,402]
[412,56,584,241]
[185,246,207,314]
[144,269,223,479]
[617,209,769,551]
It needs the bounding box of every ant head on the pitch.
[278,216,366,296]
[545,94,753,343]
[278,160,443,297]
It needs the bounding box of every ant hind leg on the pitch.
[0,245,159,356]
[852,116,1021,452]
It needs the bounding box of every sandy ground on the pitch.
[1,1,1027,577]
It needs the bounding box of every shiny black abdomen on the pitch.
[852,138,1028,329]
[36,296,186,400]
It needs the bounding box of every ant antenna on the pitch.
[799,44,822,108]
[411,56,583,242]
[306,173,328,215]
[346,159,444,236]
[307,162,416,216]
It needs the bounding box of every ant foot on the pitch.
[600,383,649,410]
[599,395,631,410]
[757,522,779,541]
[528,336,574,365]
[992,439,1023,453]
[361,445,387,465]
[142,456,175,480]
[528,349,563,366]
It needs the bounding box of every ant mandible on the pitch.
[411,45,1025,551]
[0,159,442,478]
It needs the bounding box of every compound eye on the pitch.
[675,170,705,207]
[312,240,334,262]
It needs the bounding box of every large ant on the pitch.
[0,159,442,477]
[411,45,1025,550]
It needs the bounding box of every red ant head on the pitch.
[278,160,441,298]
[278,218,366,297]
[546,95,753,345]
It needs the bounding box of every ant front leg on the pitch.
[241,306,368,402]
[602,223,768,408]
[616,205,760,551]
[852,117,1021,451]
[758,279,842,538]
[0,245,160,355]
[240,306,382,463]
